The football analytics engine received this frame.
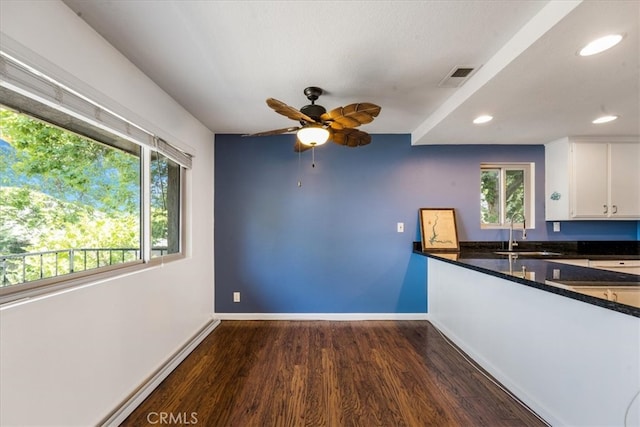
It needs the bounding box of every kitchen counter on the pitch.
[413,241,640,317]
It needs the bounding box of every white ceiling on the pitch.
[62,0,639,145]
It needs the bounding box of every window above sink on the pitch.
[480,162,535,230]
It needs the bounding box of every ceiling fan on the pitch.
[245,87,381,152]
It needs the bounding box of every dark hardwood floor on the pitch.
[121,321,547,426]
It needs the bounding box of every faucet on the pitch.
[508,216,527,251]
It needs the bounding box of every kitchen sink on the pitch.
[494,251,563,257]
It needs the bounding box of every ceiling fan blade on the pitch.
[266,98,316,123]
[331,128,372,147]
[243,126,300,137]
[321,103,381,130]
[293,140,313,152]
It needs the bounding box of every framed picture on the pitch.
[419,208,459,251]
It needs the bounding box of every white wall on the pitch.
[0,1,215,425]
[428,257,640,426]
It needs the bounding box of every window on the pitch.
[480,163,534,228]
[1,108,142,286]
[151,152,182,257]
[0,53,191,297]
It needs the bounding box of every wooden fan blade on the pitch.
[266,98,316,123]
[321,102,381,130]
[331,128,372,147]
[294,140,313,152]
[243,126,300,137]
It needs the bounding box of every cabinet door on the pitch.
[589,259,640,275]
[550,259,590,267]
[572,143,608,218]
[571,287,610,299]
[609,143,640,217]
[608,288,640,308]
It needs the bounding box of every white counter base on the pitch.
[427,257,640,426]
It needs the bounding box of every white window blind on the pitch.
[0,52,192,168]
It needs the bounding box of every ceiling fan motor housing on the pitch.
[300,103,327,122]
[300,87,327,122]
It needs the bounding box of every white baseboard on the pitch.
[214,313,430,321]
[99,318,221,427]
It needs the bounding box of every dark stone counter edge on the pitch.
[413,241,640,318]
[438,240,640,257]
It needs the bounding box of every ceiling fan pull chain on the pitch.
[311,146,316,168]
[297,147,302,187]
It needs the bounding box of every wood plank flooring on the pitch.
[121,321,547,426]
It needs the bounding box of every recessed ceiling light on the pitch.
[592,115,618,124]
[579,34,624,56]
[473,115,493,124]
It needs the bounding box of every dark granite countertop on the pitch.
[413,241,640,318]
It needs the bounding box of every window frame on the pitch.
[480,162,535,230]
[0,53,189,302]
[147,156,187,266]
[149,151,185,260]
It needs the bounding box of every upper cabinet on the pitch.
[545,137,640,221]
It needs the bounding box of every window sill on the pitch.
[0,253,185,306]
[148,252,186,265]
[481,224,531,230]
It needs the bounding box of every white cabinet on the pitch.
[551,259,640,275]
[588,259,640,275]
[545,137,640,220]
[550,259,590,267]
[572,142,609,217]
[609,143,640,217]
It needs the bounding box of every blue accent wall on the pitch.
[214,134,638,313]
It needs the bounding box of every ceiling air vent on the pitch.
[438,65,479,88]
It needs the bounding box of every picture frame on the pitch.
[419,208,459,252]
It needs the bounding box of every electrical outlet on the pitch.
[397,222,404,233]
[233,292,241,303]
[553,222,561,232]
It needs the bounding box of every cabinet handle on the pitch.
[611,292,618,302]
[603,204,608,214]
[612,205,618,214]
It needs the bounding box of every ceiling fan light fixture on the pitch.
[297,125,330,146]
[579,34,624,56]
